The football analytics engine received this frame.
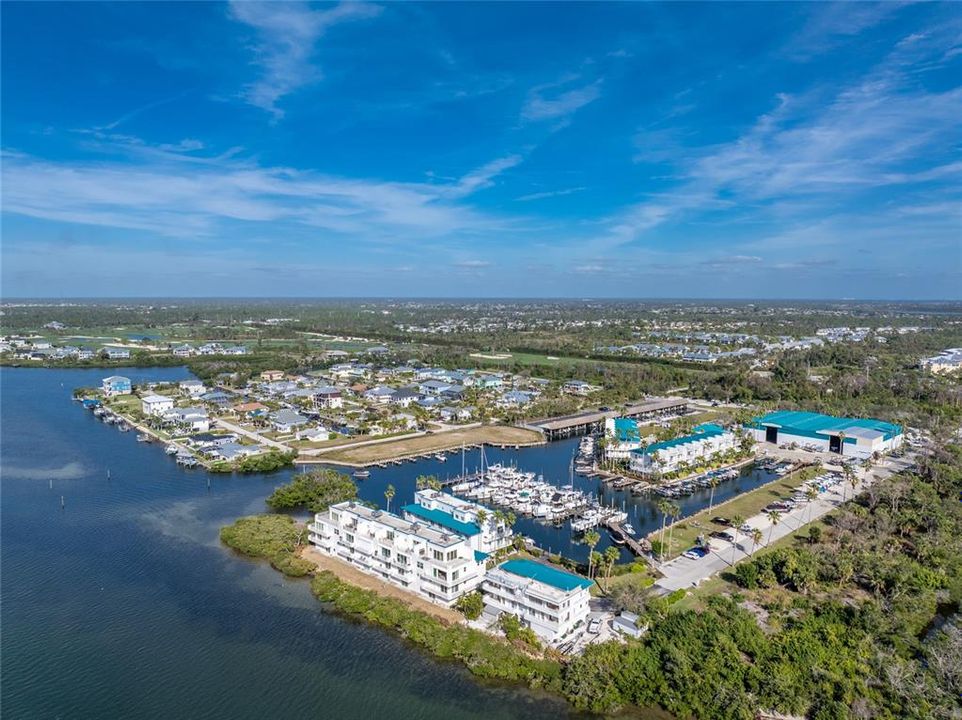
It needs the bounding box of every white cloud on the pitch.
[521,77,602,122]
[229,1,382,119]
[453,259,490,268]
[516,187,585,202]
[0,141,521,242]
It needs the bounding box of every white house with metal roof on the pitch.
[141,394,174,416]
[482,559,592,643]
[309,501,488,607]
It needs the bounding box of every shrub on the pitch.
[266,469,357,512]
[455,591,483,620]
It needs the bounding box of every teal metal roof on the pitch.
[749,410,901,441]
[474,550,489,563]
[613,418,640,442]
[499,559,593,591]
[632,423,726,457]
[402,504,480,536]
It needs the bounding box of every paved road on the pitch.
[213,418,293,452]
[653,453,917,593]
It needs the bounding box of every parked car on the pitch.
[739,523,755,534]
[711,516,731,526]
[683,547,709,559]
[587,618,602,634]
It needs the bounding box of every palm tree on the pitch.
[583,530,601,579]
[767,510,781,546]
[707,476,720,513]
[750,528,763,556]
[841,464,856,501]
[666,502,682,559]
[476,509,488,529]
[848,471,861,501]
[602,545,620,592]
[730,514,745,564]
[805,486,819,523]
[656,499,672,560]
[384,484,396,513]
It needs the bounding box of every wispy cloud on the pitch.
[521,76,602,122]
[445,155,522,199]
[601,29,962,250]
[229,1,382,119]
[785,2,905,61]
[1,139,522,242]
[516,187,585,202]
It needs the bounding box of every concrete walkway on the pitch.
[653,453,917,593]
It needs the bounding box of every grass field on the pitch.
[650,467,814,559]
[320,425,544,464]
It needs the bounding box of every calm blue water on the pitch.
[2,366,753,718]
[347,441,777,563]
[1,367,581,720]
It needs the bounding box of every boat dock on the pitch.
[529,396,689,440]
[606,518,651,556]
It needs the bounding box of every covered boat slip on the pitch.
[531,397,689,439]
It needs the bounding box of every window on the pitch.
[447,550,457,561]
[433,550,443,561]
[452,570,460,581]
[386,531,395,541]
[346,533,354,543]
[381,547,390,559]
[397,554,408,565]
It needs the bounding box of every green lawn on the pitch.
[651,466,816,559]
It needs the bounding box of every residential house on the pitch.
[390,387,421,407]
[364,386,396,404]
[103,348,131,360]
[562,380,599,395]
[271,409,310,433]
[403,490,513,554]
[260,370,286,382]
[165,406,210,433]
[179,380,208,398]
[101,375,132,397]
[142,394,174,416]
[311,387,343,410]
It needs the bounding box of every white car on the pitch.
[587,618,602,634]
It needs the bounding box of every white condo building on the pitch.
[482,559,592,643]
[402,489,513,554]
[629,423,737,475]
[309,501,487,607]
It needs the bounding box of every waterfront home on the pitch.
[208,441,265,462]
[179,380,208,398]
[165,406,210,433]
[629,423,736,475]
[404,489,513,554]
[311,386,343,410]
[187,432,238,447]
[297,427,330,442]
[103,347,131,360]
[271,409,309,433]
[309,501,487,607]
[77,347,96,361]
[260,370,286,382]
[748,410,903,459]
[141,394,174,416]
[101,375,132,397]
[482,559,592,643]
[172,344,194,357]
[440,384,466,401]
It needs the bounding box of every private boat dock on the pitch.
[529,396,689,440]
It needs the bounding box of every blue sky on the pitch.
[2,1,960,299]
